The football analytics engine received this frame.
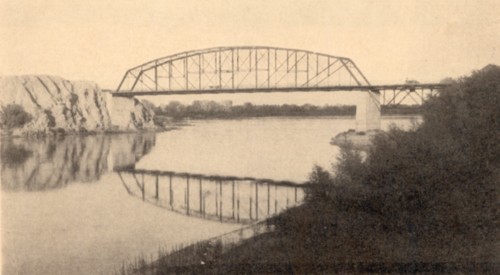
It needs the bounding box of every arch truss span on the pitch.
[115,46,371,94]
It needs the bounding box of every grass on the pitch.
[117,200,498,274]
[116,222,274,275]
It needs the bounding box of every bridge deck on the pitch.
[112,83,447,97]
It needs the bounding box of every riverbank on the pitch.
[0,120,186,139]
[121,201,498,274]
[153,100,422,121]
[120,222,275,274]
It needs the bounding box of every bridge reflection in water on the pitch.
[116,168,307,224]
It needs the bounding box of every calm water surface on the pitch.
[1,116,419,274]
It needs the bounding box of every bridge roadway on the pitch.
[111,83,448,97]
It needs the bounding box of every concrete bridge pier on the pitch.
[355,91,381,132]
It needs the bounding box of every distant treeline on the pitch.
[154,101,355,119]
[152,100,421,119]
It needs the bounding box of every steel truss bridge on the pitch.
[114,46,447,105]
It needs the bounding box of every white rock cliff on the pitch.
[0,75,154,135]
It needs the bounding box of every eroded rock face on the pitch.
[0,75,154,134]
[106,95,155,130]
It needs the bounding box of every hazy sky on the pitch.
[1,0,499,95]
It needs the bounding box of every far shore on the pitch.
[1,113,421,139]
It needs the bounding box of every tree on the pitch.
[423,64,500,168]
[362,65,500,233]
[0,104,33,130]
[303,65,499,262]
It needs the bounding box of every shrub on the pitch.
[422,64,500,169]
[300,65,499,262]
[0,104,33,129]
[305,165,333,202]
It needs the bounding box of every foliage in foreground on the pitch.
[284,64,500,264]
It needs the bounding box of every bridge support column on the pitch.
[355,91,381,132]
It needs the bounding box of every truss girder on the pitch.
[116,46,371,93]
[380,86,440,106]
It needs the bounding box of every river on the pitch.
[1,116,419,274]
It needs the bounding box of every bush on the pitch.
[302,65,500,262]
[341,66,497,222]
[422,64,500,168]
[0,104,32,129]
[305,165,333,202]
[367,67,498,235]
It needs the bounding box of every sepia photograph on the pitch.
[1,0,499,274]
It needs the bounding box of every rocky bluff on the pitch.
[0,75,154,135]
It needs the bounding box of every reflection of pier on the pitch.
[116,168,308,224]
